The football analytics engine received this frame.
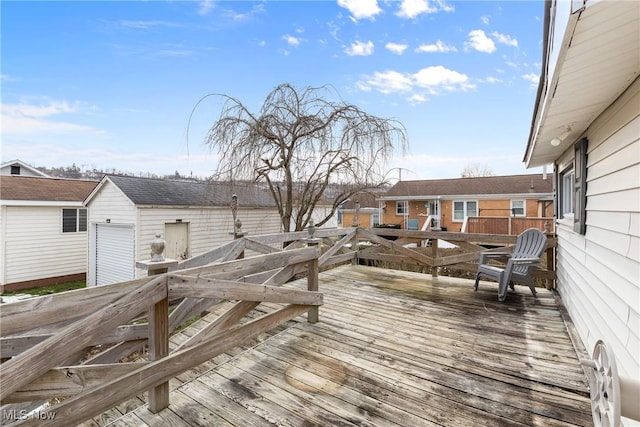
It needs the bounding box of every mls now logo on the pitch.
[2,409,56,421]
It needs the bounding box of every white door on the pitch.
[95,224,135,286]
[164,222,189,260]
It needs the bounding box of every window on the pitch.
[510,200,525,217]
[555,138,588,235]
[559,166,574,216]
[453,200,478,222]
[62,208,87,233]
[396,201,408,215]
[10,165,20,175]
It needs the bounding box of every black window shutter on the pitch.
[574,138,588,234]
[554,162,560,220]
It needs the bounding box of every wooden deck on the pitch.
[84,264,592,427]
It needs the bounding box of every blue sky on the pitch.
[1,0,546,180]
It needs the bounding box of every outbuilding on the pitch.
[84,175,283,286]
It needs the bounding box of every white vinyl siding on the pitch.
[136,206,282,278]
[2,206,88,284]
[555,76,639,380]
[86,181,137,286]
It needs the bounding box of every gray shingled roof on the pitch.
[381,174,553,198]
[106,175,276,207]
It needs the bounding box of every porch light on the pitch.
[550,125,572,146]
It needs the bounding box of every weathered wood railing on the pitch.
[0,226,556,425]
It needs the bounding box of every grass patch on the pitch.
[1,280,86,296]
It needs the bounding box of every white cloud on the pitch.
[344,40,374,56]
[197,0,215,16]
[483,76,502,84]
[408,93,428,104]
[522,73,539,84]
[396,0,437,18]
[465,29,496,53]
[283,34,301,46]
[492,31,518,47]
[481,15,490,25]
[337,0,382,21]
[395,0,452,18]
[415,40,457,53]
[413,66,475,93]
[385,42,408,55]
[1,100,104,135]
[356,65,474,99]
[357,70,414,94]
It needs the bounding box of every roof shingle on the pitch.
[105,175,277,207]
[0,176,98,202]
[382,174,553,198]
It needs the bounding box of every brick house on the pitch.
[377,173,554,233]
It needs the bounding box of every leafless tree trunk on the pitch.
[200,83,407,232]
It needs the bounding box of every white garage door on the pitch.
[96,224,135,286]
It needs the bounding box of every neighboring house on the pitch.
[338,191,383,228]
[524,0,639,384]
[84,175,285,286]
[0,159,50,177]
[0,176,98,292]
[378,174,554,232]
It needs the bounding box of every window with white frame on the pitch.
[510,200,525,217]
[62,208,87,233]
[453,200,477,222]
[559,165,574,216]
[396,201,408,215]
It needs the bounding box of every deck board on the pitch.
[90,264,592,427]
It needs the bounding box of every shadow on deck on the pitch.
[88,265,592,427]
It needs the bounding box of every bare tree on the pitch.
[198,83,407,232]
[460,163,495,178]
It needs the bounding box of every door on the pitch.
[427,200,441,229]
[165,222,189,260]
[95,224,135,286]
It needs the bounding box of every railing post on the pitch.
[148,279,169,413]
[431,237,439,278]
[304,222,321,324]
[135,233,175,413]
[230,194,247,259]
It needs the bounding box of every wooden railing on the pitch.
[0,226,556,425]
[462,216,555,235]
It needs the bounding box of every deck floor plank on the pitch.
[96,265,592,427]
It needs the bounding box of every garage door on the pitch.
[95,224,134,286]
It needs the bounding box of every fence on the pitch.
[462,216,555,235]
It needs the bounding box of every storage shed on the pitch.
[84,175,283,286]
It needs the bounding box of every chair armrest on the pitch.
[479,251,511,264]
[509,257,541,265]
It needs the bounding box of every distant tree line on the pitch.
[36,163,207,182]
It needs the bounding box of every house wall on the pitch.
[1,205,88,287]
[555,77,639,379]
[135,206,282,278]
[86,181,137,286]
[382,197,552,232]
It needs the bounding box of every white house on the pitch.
[0,176,98,292]
[525,0,639,388]
[84,175,287,286]
[0,159,50,177]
